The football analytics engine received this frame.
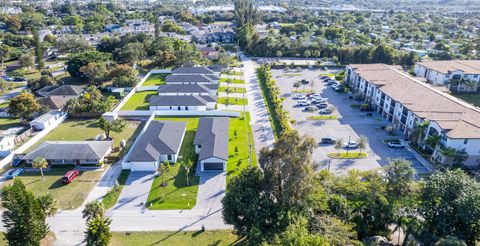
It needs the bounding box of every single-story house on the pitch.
[46,85,85,97]
[149,95,217,111]
[157,83,218,96]
[123,121,186,171]
[165,74,219,84]
[37,96,75,110]
[0,135,17,157]
[35,85,57,97]
[29,111,64,131]
[22,141,113,165]
[198,47,220,60]
[194,117,229,171]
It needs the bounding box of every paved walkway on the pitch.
[111,171,155,211]
[240,53,275,154]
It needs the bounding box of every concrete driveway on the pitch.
[194,171,226,214]
[272,68,432,175]
[111,171,155,211]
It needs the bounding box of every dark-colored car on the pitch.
[321,138,337,144]
[7,168,24,179]
[62,170,80,184]
[12,154,25,167]
[14,77,26,82]
[316,103,328,109]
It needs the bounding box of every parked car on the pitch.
[388,141,404,148]
[343,141,359,149]
[335,86,345,92]
[312,98,327,103]
[3,76,14,81]
[62,170,80,184]
[304,106,317,112]
[12,154,25,167]
[319,108,334,114]
[316,103,328,109]
[14,77,26,82]
[321,138,337,144]
[307,93,321,98]
[7,168,24,179]
[293,94,306,100]
[297,100,310,106]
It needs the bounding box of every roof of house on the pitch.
[193,117,229,161]
[35,85,57,94]
[46,85,85,96]
[172,66,216,75]
[165,74,218,83]
[30,111,62,124]
[349,63,480,139]
[22,141,113,160]
[417,60,480,74]
[127,121,186,162]
[157,84,217,94]
[37,96,74,110]
[149,95,217,107]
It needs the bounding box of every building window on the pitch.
[464,139,468,144]
[474,74,479,78]
[167,155,172,160]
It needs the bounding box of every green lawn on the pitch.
[328,152,367,159]
[1,168,106,210]
[218,97,248,105]
[0,83,25,96]
[220,78,245,84]
[110,230,243,246]
[227,113,257,183]
[218,86,246,94]
[222,71,244,76]
[454,94,480,107]
[0,117,22,130]
[142,73,168,86]
[147,117,200,210]
[0,101,9,108]
[121,91,157,110]
[26,119,140,158]
[102,170,130,210]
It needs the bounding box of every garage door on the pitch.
[203,162,224,171]
[131,162,157,172]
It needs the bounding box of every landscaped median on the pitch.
[219,78,245,84]
[218,86,246,93]
[218,97,248,106]
[328,152,367,159]
[307,115,338,120]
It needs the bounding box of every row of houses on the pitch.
[148,67,220,111]
[346,63,480,168]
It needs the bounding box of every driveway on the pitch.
[241,54,275,154]
[193,172,226,213]
[0,86,26,103]
[272,68,432,175]
[111,171,155,211]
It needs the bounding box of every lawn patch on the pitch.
[110,230,242,246]
[328,152,367,159]
[307,115,338,120]
[218,86,246,93]
[121,91,157,110]
[220,78,245,84]
[102,170,130,210]
[222,71,243,76]
[1,168,106,210]
[142,73,168,86]
[147,117,199,210]
[218,97,248,105]
[0,118,22,130]
[227,113,256,183]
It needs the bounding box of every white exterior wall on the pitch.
[200,157,227,171]
[158,92,210,96]
[160,153,178,163]
[149,105,207,111]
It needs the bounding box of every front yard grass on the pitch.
[110,230,242,246]
[102,170,130,210]
[328,152,367,159]
[142,73,168,86]
[0,117,22,130]
[1,168,106,210]
[219,78,245,84]
[146,117,200,210]
[218,97,248,105]
[121,91,157,110]
[307,115,338,120]
[227,113,257,183]
[218,86,246,93]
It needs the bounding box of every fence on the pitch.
[115,110,241,118]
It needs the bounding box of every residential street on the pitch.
[0,86,26,103]
[240,54,275,154]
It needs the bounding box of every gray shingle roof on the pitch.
[165,74,218,83]
[157,84,215,94]
[23,141,113,161]
[194,117,229,161]
[127,121,186,162]
[46,85,85,96]
[172,67,215,75]
[149,95,217,107]
[37,96,75,110]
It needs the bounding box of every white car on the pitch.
[343,141,359,149]
[296,100,310,106]
[293,94,306,100]
[388,141,405,148]
[312,98,327,103]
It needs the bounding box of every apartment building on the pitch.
[346,64,480,168]
[414,60,480,93]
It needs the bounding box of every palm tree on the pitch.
[425,134,441,152]
[410,121,429,146]
[357,136,368,155]
[334,138,344,156]
[463,79,477,91]
[32,157,48,180]
[181,160,193,186]
[82,201,105,222]
[440,146,456,164]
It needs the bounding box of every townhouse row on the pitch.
[345,63,480,168]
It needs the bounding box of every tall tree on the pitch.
[84,216,112,246]
[32,157,48,180]
[8,91,40,120]
[234,0,259,28]
[0,44,11,68]
[83,201,105,222]
[32,28,45,70]
[18,53,35,70]
[181,160,193,186]
[97,116,126,140]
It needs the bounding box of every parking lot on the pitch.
[272,68,431,175]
